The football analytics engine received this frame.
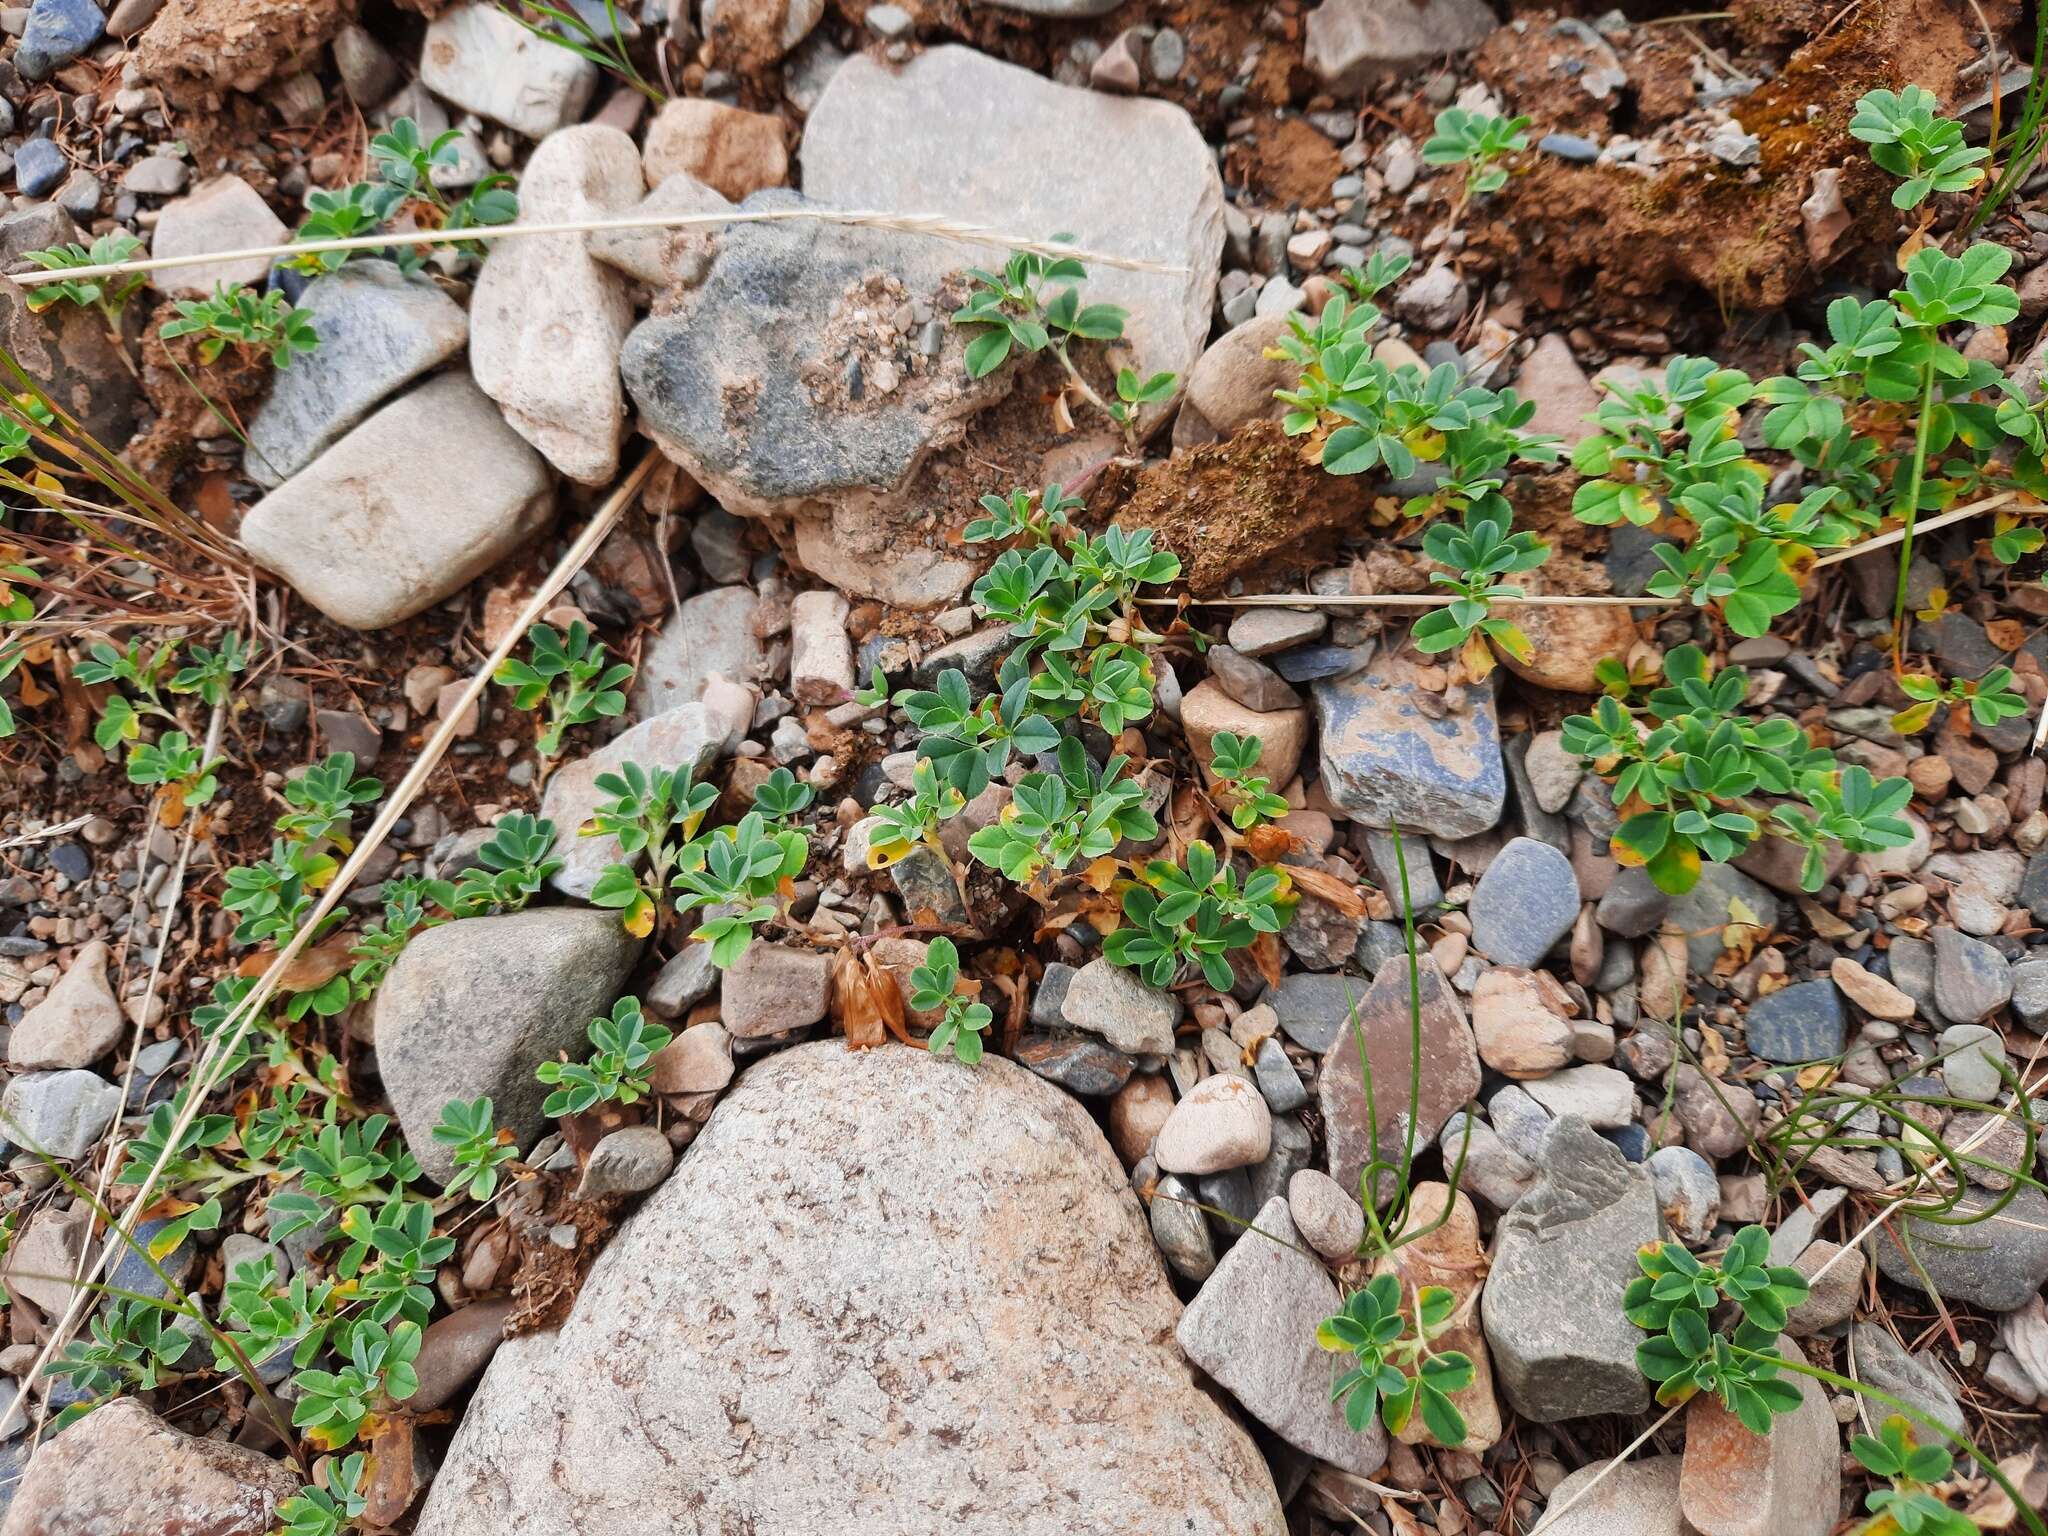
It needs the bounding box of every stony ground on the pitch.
[0,0,2043,1534]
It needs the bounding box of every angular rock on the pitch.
[147,174,286,297]
[1061,956,1181,1056]
[0,1397,298,1536]
[721,942,832,1039]
[1469,836,1579,966]
[243,260,468,488]
[373,907,640,1182]
[590,170,731,288]
[1470,966,1572,1079]
[1303,0,1497,90]
[1936,1022,2008,1102]
[790,589,854,704]
[647,1020,734,1094]
[1871,1184,2048,1312]
[1481,1116,1659,1422]
[1155,1074,1272,1175]
[576,1124,674,1199]
[700,0,824,71]
[1180,680,1309,789]
[0,1069,119,1160]
[0,276,139,449]
[1830,956,1916,1021]
[1931,926,2011,1024]
[421,3,597,137]
[1492,557,1638,694]
[0,1204,89,1314]
[643,98,788,201]
[1288,1168,1364,1260]
[629,585,768,716]
[1314,661,1504,837]
[1848,1323,1964,1437]
[472,124,642,483]
[1317,954,1480,1197]
[1014,1033,1134,1095]
[1438,1111,1537,1211]
[241,373,554,630]
[1784,1241,1861,1334]
[1176,313,1298,446]
[1595,867,1670,938]
[1267,971,1371,1054]
[1176,1196,1385,1476]
[416,1045,1284,1535]
[1648,1145,1720,1245]
[1680,1334,1839,1536]
[539,704,722,899]
[17,0,105,82]
[1743,979,1846,1063]
[1523,1063,1635,1127]
[1371,1183,1501,1449]
[1206,645,1301,713]
[8,938,122,1069]
[1537,1456,1687,1536]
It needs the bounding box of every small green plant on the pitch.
[669,812,807,965]
[160,284,319,367]
[1562,646,1914,894]
[278,752,384,849]
[291,1318,421,1450]
[1892,666,2029,736]
[1850,86,1989,209]
[1316,1272,1475,1443]
[951,245,1176,442]
[751,766,816,820]
[448,812,562,916]
[125,728,222,809]
[894,667,1058,800]
[494,621,632,759]
[866,757,968,870]
[1410,498,1549,670]
[585,762,720,936]
[277,1452,370,1536]
[221,838,343,948]
[22,232,146,333]
[1103,840,1292,989]
[1850,1416,1980,1536]
[963,482,1084,546]
[1421,107,1531,199]
[907,936,992,1065]
[1208,731,1288,831]
[495,0,665,104]
[45,1299,191,1420]
[77,631,255,770]
[431,1096,519,1201]
[537,996,671,1116]
[1626,1227,1811,1432]
[966,738,1157,885]
[291,116,518,276]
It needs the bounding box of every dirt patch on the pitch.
[134,0,357,109]
[128,318,274,491]
[1109,417,1370,595]
[1465,0,1975,318]
[1225,114,1345,209]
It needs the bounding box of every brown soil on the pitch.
[1226,114,1345,209]
[1465,0,1976,318]
[128,319,274,491]
[1109,417,1371,595]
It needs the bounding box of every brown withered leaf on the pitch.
[1249,930,1286,989]
[1986,618,2028,653]
[1288,864,1368,919]
[360,1417,419,1528]
[832,948,909,1050]
[1245,823,1296,863]
[1697,1021,1731,1078]
[237,936,355,990]
[1965,1443,2048,1530]
[1081,855,1119,892]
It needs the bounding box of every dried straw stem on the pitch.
[9,209,1188,286]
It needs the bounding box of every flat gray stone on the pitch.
[241,373,554,630]
[1871,1184,2048,1312]
[1743,979,1846,1063]
[1469,836,1579,967]
[0,1068,120,1160]
[1175,1196,1386,1475]
[629,585,768,717]
[1481,1117,1659,1422]
[540,705,722,900]
[1061,957,1181,1056]
[420,2,597,137]
[1538,1456,1686,1536]
[1932,927,2012,1024]
[373,907,640,1183]
[1314,662,1504,838]
[1305,0,1498,91]
[243,261,468,488]
[1848,1323,1964,1437]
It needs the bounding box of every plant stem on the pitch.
[1889,363,1938,673]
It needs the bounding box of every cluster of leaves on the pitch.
[1208,732,1288,831]
[1410,498,1549,673]
[76,632,253,808]
[1626,1228,1812,1433]
[1104,840,1292,989]
[1893,665,2029,737]
[952,246,1177,437]
[291,116,517,277]
[22,232,147,333]
[584,761,810,963]
[1850,86,1988,209]
[965,738,1156,885]
[1317,1273,1476,1445]
[536,996,671,1116]
[494,621,632,759]
[907,937,992,1064]
[1421,107,1530,199]
[160,283,319,368]
[1851,1416,1980,1536]
[1562,646,1915,895]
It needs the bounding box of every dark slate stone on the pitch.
[13,136,65,199]
[1012,1032,1134,1096]
[1030,961,1077,1030]
[16,0,105,82]
[1269,644,1365,683]
[106,1214,199,1302]
[2023,849,2048,925]
[1267,971,1372,1054]
[1742,979,1846,1063]
[45,842,89,883]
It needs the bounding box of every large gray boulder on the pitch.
[1481,1116,1660,1421]
[623,45,1223,608]
[372,907,640,1182]
[415,1044,1283,1536]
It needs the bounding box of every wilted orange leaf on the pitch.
[1288,864,1367,919]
